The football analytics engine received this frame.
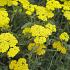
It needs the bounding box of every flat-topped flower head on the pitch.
[0,0,19,6]
[28,43,46,55]
[9,58,29,70]
[59,32,69,42]
[64,11,70,20]
[0,33,20,57]
[0,8,10,28]
[53,41,67,54]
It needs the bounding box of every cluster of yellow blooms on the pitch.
[0,0,18,6]
[53,41,67,54]
[23,23,56,38]
[18,0,36,15]
[0,33,20,57]
[34,37,46,44]
[28,43,46,55]
[18,0,54,21]
[18,0,70,21]
[23,23,56,55]
[62,1,70,20]
[52,32,69,54]
[0,8,10,28]
[23,27,31,34]
[59,32,69,42]
[23,23,69,55]
[0,0,69,70]
[46,0,62,11]
[9,58,29,70]
[0,0,70,21]
[35,6,54,21]
[30,23,56,37]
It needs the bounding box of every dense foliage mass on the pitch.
[0,0,70,70]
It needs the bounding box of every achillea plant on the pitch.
[0,0,70,70]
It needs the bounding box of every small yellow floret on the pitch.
[22,27,31,34]
[59,32,69,42]
[53,41,67,54]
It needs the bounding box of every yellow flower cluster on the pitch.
[19,0,36,15]
[22,27,31,34]
[31,23,56,37]
[9,58,29,70]
[64,11,70,20]
[7,0,19,6]
[0,0,7,6]
[31,24,48,37]
[18,0,70,21]
[45,23,56,32]
[46,0,62,11]
[31,23,56,44]
[35,6,54,21]
[63,1,70,11]
[62,1,70,20]
[7,46,20,57]
[0,33,20,57]
[28,43,46,55]
[0,0,18,6]
[23,23,56,45]
[59,32,69,42]
[53,41,67,54]
[0,8,10,28]
[23,23,56,55]
[19,0,54,21]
